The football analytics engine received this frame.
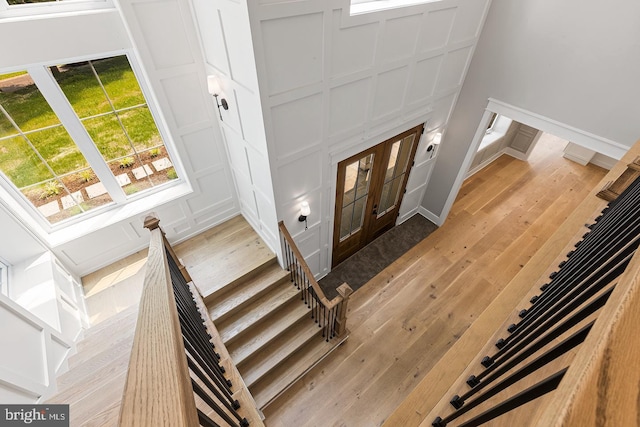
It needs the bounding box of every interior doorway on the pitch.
[331,124,423,267]
[466,113,617,179]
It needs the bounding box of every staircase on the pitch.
[181,217,345,409]
[46,215,345,425]
[47,305,138,426]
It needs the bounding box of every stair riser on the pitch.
[228,300,312,366]
[240,324,324,388]
[218,287,302,345]
[203,257,278,305]
[233,311,312,368]
[253,333,349,410]
[213,274,291,324]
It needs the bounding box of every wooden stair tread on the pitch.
[229,298,311,366]
[51,371,127,427]
[55,335,133,399]
[208,261,290,322]
[68,321,136,369]
[176,215,276,297]
[239,319,322,388]
[80,304,138,341]
[215,283,301,344]
[74,308,137,357]
[250,334,344,409]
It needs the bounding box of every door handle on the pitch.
[372,204,378,215]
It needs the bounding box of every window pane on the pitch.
[0,135,54,187]
[84,114,133,161]
[0,73,60,131]
[53,55,179,199]
[28,126,88,175]
[93,57,146,110]
[54,63,112,117]
[0,71,113,224]
[119,106,162,152]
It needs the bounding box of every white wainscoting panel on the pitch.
[329,78,372,136]
[0,286,76,403]
[372,65,409,120]
[261,13,324,95]
[419,7,456,52]
[437,45,473,92]
[408,54,444,104]
[331,14,378,77]
[378,14,421,63]
[182,127,225,174]
[271,93,324,159]
[160,73,210,129]
[131,0,195,70]
[191,0,230,73]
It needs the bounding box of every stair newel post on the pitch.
[334,283,353,338]
[278,220,352,343]
[144,215,192,283]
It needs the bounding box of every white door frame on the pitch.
[432,98,628,226]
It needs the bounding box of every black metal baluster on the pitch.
[456,369,566,427]
[197,408,222,427]
[192,379,249,427]
[188,357,245,422]
[518,180,640,322]
[470,284,613,387]
[490,249,634,365]
[455,321,594,412]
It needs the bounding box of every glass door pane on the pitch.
[377,134,415,217]
[340,153,374,241]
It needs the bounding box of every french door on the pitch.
[331,124,423,267]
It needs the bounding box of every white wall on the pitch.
[0,4,241,276]
[244,0,491,276]
[0,292,74,404]
[1,0,493,277]
[421,0,640,220]
[0,204,47,265]
[190,0,280,253]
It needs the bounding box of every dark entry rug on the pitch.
[319,214,438,299]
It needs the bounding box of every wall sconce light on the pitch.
[298,201,310,230]
[427,132,442,160]
[207,75,229,121]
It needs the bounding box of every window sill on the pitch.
[479,117,513,151]
[46,181,192,247]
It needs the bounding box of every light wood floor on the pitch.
[261,134,608,426]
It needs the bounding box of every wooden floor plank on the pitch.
[263,134,608,426]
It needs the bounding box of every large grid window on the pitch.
[0,55,179,226]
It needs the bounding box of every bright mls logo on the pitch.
[0,405,68,426]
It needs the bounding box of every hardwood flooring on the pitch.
[261,134,608,426]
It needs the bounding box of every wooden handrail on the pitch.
[278,221,353,337]
[120,216,264,427]
[278,221,352,310]
[119,218,198,426]
[536,245,640,426]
